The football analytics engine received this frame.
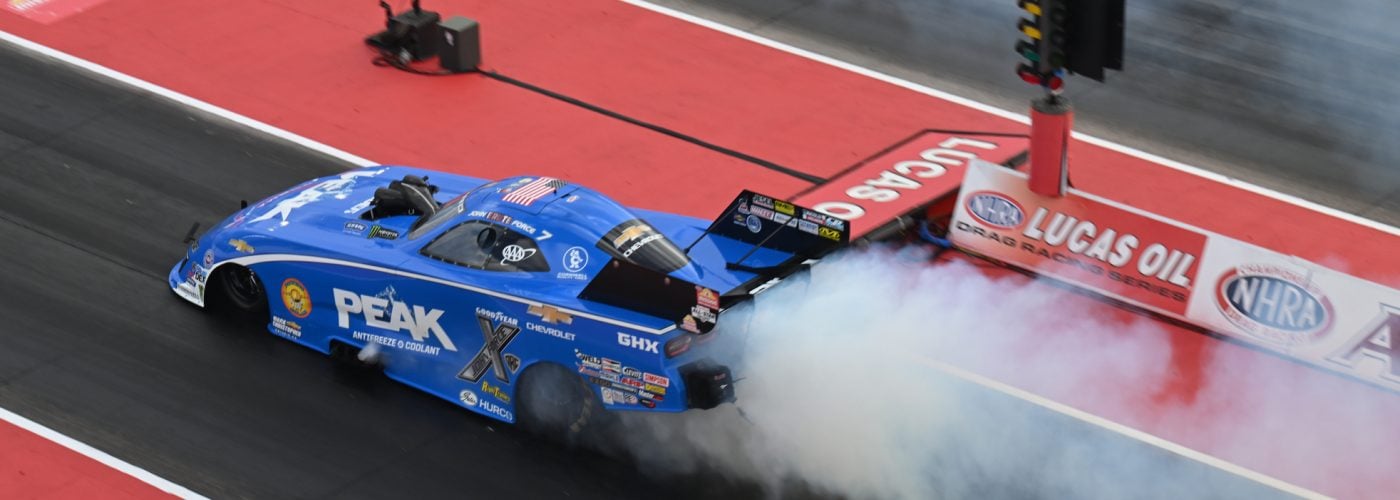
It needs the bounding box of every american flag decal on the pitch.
[502,177,566,206]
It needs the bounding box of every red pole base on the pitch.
[1029,96,1073,197]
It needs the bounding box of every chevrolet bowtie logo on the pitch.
[527,304,573,325]
[613,224,650,247]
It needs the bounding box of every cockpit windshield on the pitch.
[597,219,690,274]
[408,181,497,239]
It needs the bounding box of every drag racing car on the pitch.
[169,167,851,436]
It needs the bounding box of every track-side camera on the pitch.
[365,1,481,73]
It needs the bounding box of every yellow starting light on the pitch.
[1018,0,1042,16]
[1018,19,1041,40]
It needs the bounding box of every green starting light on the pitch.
[1015,40,1040,62]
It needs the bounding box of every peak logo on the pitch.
[333,288,457,351]
[1216,266,1334,345]
[965,191,1025,229]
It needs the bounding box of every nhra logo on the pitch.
[1216,265,1334,345]
[964,191,1025,229]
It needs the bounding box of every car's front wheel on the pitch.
[209,264,269,326]
[516,363,604,443]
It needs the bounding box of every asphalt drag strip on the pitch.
[0,40,1307,499]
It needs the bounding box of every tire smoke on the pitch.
[610,246,1396,499]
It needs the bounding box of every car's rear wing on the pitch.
[694,190,849,272]
[580,191,848,335]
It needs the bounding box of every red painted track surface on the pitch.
[0,420,168,499]
[3,0,1398,497]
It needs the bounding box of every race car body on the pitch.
[169,166,848,426]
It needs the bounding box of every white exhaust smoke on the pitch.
[610,246,1389,499]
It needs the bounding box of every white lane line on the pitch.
[620,0,1400,239]
[0,406,208,499]
[0,31,376,168]
[904,355,1329,500]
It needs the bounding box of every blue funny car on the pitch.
[170,166,849,436]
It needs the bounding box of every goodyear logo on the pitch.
[1216,266,1333,345]
[965,191,1025,229]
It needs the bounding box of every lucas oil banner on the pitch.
[950,160,1400,391]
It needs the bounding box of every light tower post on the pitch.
[1013,0,1124,197]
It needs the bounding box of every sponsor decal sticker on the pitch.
[368,225,400,240]
[617,332,660,353]
[696,287,720,309]
[600,387,637,405]
[745,214,762,233]
[817,226,841,241]
[228,239,255,253]
[680,315,700,333]
[1215,265,1334,345]
[459,389,479,406]
[459,309,522,382]
[500,244,536,264]
[612,223,664,259]
[281,278,312,318]
[736,202,750,215]
[690,305,717,324]
[343,221,367,235]
[561,246,589,276]
[504,353,522,374]
[203,249,215,267]
[774,200,796,216]
[622,366,642,379]
[335,286,456,355]
[527,304,573,324]
[642,372,670,388]
[801,209,847,231]
[601,358,622,372]
[575,352,603,369]
[526,321,576,341]
[271,316,302,338]
[478,399,513,420]
[480,380,511,404]
[965,191,1026,229]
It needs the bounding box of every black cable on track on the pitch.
[373,54,826,185]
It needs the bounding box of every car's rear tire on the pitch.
[516,363,604,443]
[208,264,269,326]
